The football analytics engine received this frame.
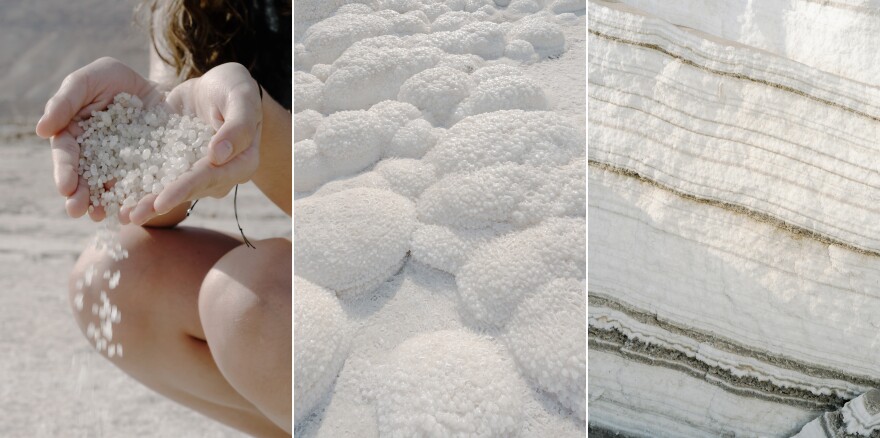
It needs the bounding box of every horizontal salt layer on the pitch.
[590,304,867,402]
[589,167,880,387]
[589,350,813,437]
[589,2,880,254]
[612,0,880,88]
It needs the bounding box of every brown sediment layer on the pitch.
[590,293,880,389]
[588,161,880,259]
[590,325,846,410]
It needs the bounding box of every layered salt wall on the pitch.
[590,1,880,436]
[293,0,586,436]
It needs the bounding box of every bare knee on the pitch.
[199,238,292,431]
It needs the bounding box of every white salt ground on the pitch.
[294,1,585,436]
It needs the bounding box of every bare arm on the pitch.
[252,91,292,216]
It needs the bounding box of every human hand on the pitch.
[36,57,166,221]
[120,62,262,226]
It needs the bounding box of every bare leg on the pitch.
[69,225,289,437]
[200,238,292,432]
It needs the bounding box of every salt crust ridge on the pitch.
[294,0,585,434]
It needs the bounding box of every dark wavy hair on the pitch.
[141,0,291,110]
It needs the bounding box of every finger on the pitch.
[37,70,92,138]
[50,130,82,197]
[88,204,107,222]
[118,205,132,225]
[153,145,258,214]
[129,194,159,226]
[209,84,261,166]
[65,176,91,218]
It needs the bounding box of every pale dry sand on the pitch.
[0,127,290,437]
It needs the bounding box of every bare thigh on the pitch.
[70,225,289,437]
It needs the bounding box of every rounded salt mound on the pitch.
[506,278,586,420]
[294,188,417,298]
[294,276,350,423]
[456,217,586,328]
[373,330,528,437]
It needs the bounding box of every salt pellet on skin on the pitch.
[73,92,214,358]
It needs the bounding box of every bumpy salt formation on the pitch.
[294,0,585,435]
[371,330,528,437]
[73,92,213,357]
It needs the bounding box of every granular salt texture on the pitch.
[410,224,510,274]
[420,3,453,21]
[452,22,507,59]
[449,74,547,122]
[386,119,440,159]
[507,0,541,14]
[506,278,586,420]
[417,159,584,229]
[550,0,585,14]
[312,110,384,178]
[294,276,351,423]
[334,3,374,15]
[313,171,393,198]
[456,217,585,328]
[504,39,538,63]
[293,71,324,113]
[507,17,565,57]
[372,330,528,437]
[323,38,444,111]
[398,66,473,125]
[374,158,437,199]
[293,109,323,142]
[294,139,329,193]
[423,110,584,175]
[294,0,359,23]
[299,13,392,68]
[368,100,422,143]
[310,63,333,82]
[389,11,431,34]
[470,63,523,84]
[435,53,485,73]
[294,188,417,298]
[431,11,479,32]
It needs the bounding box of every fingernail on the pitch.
[212,140,233,164]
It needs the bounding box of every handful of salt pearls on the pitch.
[75,92,214,259]
[72,92,214,358]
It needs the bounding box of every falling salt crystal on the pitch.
[86,323,95,338]
[103,270,111,280]
[108,344,116,358]
[84,265,95,287]
[116,344,123,357]
[109,271,121,290]
[91,304,99,315]
[74,292,84,311]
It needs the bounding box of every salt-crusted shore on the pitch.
[294,0,586,436]
[590,0,880,436]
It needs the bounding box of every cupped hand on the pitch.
[36,57,166,221]
[120,62,262,226]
